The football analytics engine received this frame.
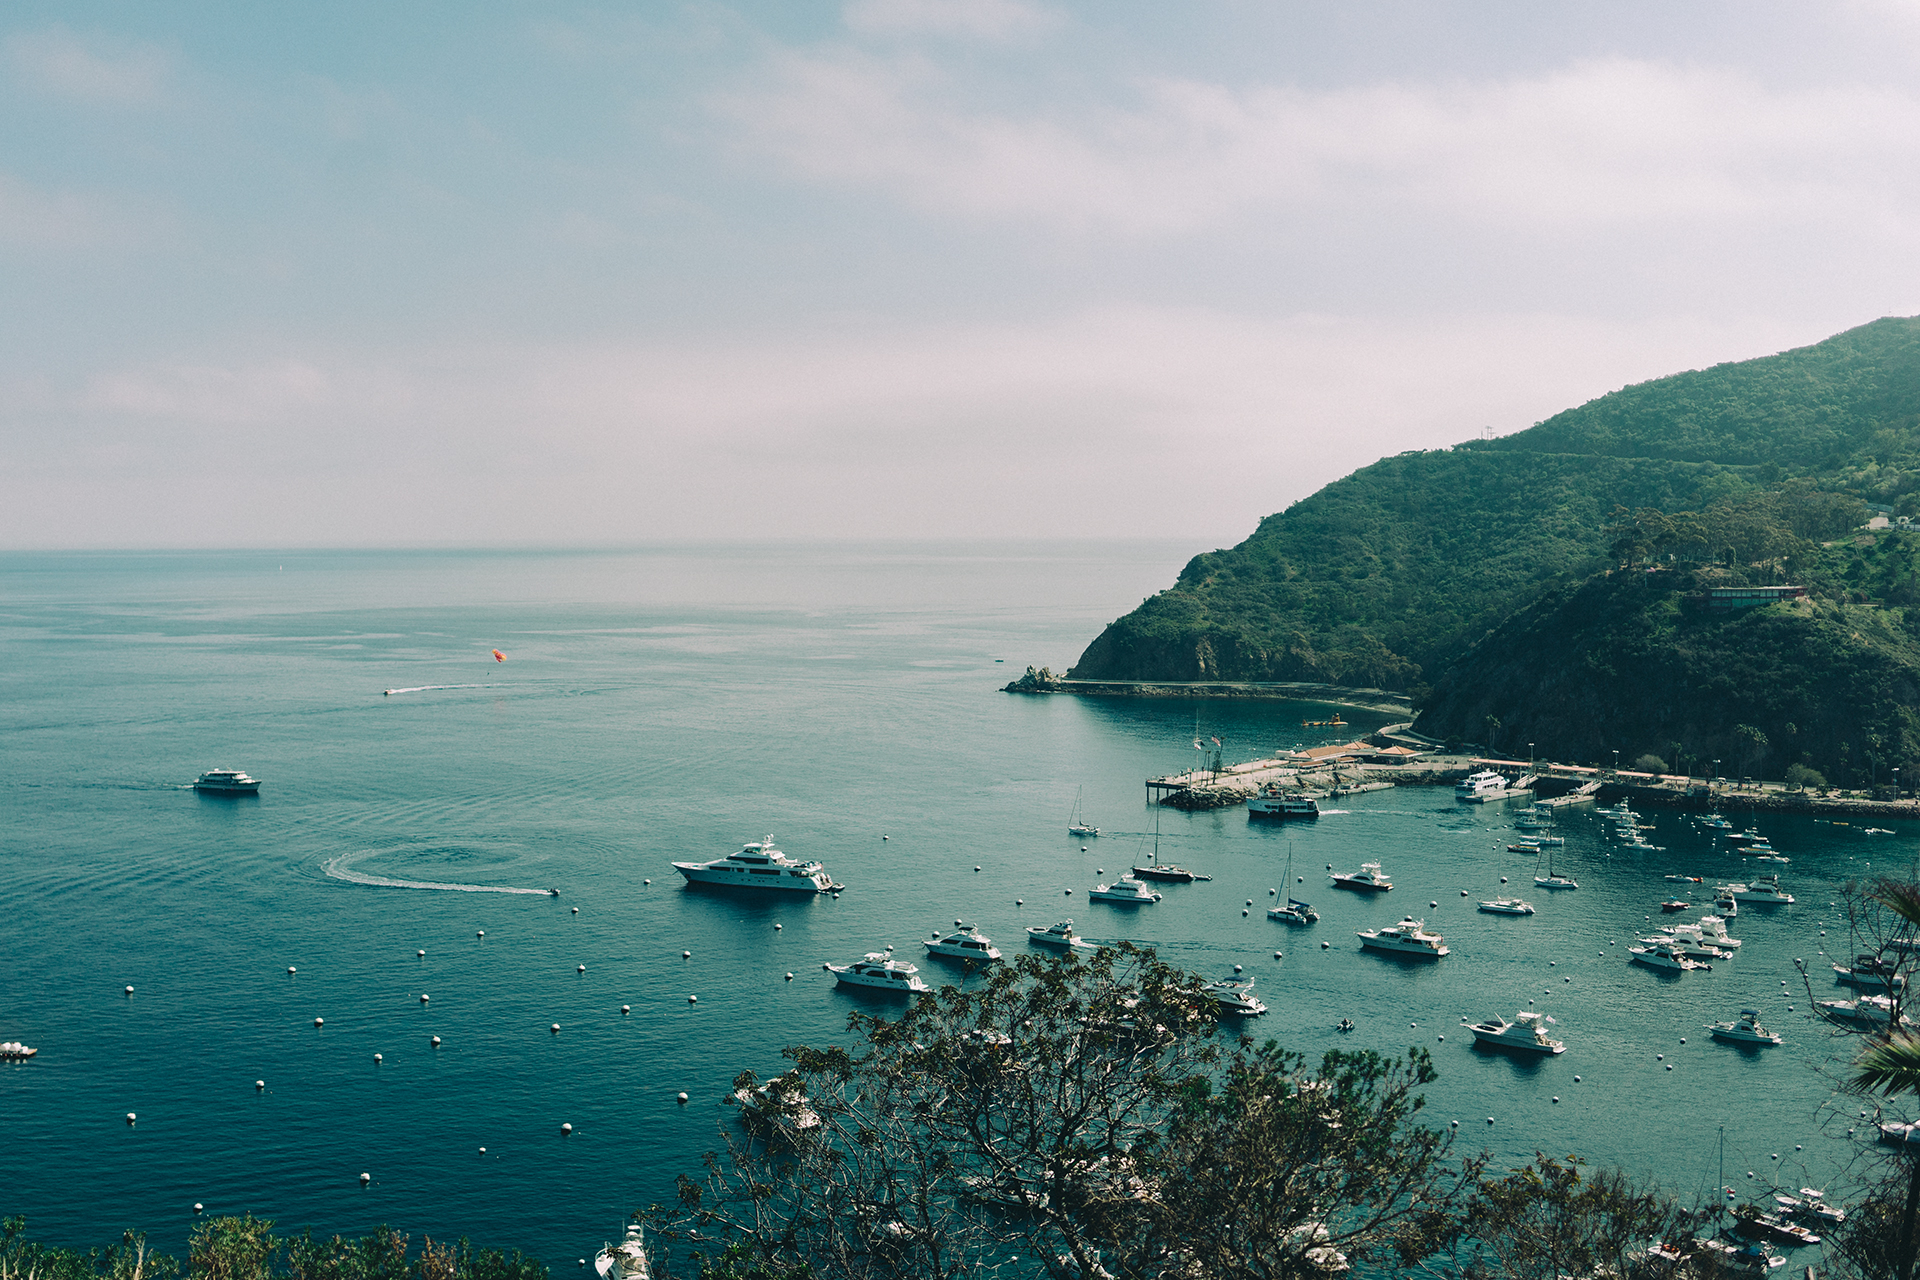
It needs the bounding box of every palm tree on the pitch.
[1853,877,1920,1280]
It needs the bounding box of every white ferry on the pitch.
[825,952,929,993]
[1357,916,1448,958]
[1454,770,1509,801]
[194,769,261,794]
[1247,787,1320,819]
[672,836,841,892]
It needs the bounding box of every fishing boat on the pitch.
[1067,787,1099,838]
[1814,993,1900,1029]
[1708,1010,1781,1045]
[1660,899,1690,912]
[1732,1209,1821,1248]
[732,1072,823,1138]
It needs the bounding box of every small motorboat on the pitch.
[0,1042,37,1060]
[1027,919,1096,951]
[1660,900,1690,912]
[1331,862,1392,892]
[1477,897,1535,916]
[1268,897,1320,924]
[1709,1010,1781,1045]
[1507,841,1542,854]
[1088,877,1162,905]
[826,952,930,993]
[1733,1209,1820,1247]
[1204,979,1268,1016]
[1665,874,1702,884]
[924,924,1002,962]
[594,1223,653,1280]
[1464,1010,1564,1055]
[1130,863,1210,883]
[1335,1017,1355,1032]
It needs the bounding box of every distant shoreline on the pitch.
[1019,678,1413,714]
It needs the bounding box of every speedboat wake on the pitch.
[323,850,554,896]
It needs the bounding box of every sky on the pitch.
[5,1,1920,550]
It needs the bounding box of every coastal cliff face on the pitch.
[1411,567,1920,781]
[1070,316,1920,700]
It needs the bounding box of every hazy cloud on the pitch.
[6,27,171,105]
[842,0,1062,42]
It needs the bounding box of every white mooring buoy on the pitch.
[571,907,578,914]
[194,1204,203,1214]
[360,1173,370,1185]
[420,993,429,1003]
[687,995,697,1004]
[255,1080,264,1091]
[784,973,794,981]
[561,1122,573,1135]
[287,967,296,975]
[577,965,586,973]
[431,1036,441,1046]
[622,1004,631,1014]
[126,1112,137,1124]
[417,950,426,957]
[313,1017,324,1028]
[477,931,484,938]
[125,985,135,995]
[682,950,691,959]
[374,1053,382,1064]
[551,1024,561,1034]
[677,1092,689,1104]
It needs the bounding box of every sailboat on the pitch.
[1068,787,1099,837]
[1268,842,1319,924]
[1534,845,1578,890]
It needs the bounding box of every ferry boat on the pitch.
[1454,770,1510,801]
[1130,862,1211,883]
[1330,862,1391,892]
[1477,896,1535,916]
[1027,919,1096,951]
[594,1224,652,1280]
[1464,1010,1563,1054]
[1709,1010,1781,1045]
[1357,916,1448,958]
[1088,877,1162,904]
[1247,787,1319,819]
[1203,979,1268,1016]
[673,836,841,892]
[923,924,1001,962]
[825,952,930,993]
[193,768,261,793]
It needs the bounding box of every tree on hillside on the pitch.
[647,946,1488,1279]
[1453,1154,1705,1280]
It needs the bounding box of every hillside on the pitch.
[1411,561,1920,783]
[1069,316,1920,690]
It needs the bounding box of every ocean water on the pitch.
[0,544,1911,1265]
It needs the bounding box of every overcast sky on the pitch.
[5,1,1919,549]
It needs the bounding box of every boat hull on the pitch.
[1468,1030,1563,1054]
[673,866,833,892]
[1331,877,1390,892]
[1359,938,1447,958]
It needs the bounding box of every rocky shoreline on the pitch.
[1000,667,1413,714]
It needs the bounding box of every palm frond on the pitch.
[1872,877,1920,930]
[1852,1031,1920,1097]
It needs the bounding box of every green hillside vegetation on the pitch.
[1070,316,1920,697]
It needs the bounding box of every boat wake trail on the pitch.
[382,684,503,696]
[323,850,554,896]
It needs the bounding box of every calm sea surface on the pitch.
[1,544,1912,1264]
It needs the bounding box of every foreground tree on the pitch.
[0,1218,545,1280]
[1453,1154,1709,1280]
[649,945,1484,1279]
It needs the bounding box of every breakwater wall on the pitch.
[1006,674,1412,714]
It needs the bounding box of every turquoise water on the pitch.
[0,545,1910,1264]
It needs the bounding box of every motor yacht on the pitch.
[1702,814,1733,830]
[1130,862,1211,883]
[673,836,841,892]
[1507,841,1542,854]
[1643,933,1729,963]
[1268,897,1320,924]
[1776,1190,1846,1227]
[1815,993,1900,1029]
[0,1042,36,1060]
[1027,919,1096,951]
[826,952,930,993]
[594,1224,652,1280]
[1331,862,1392,892]
[1751,853,1791,864]
[1628,939,1707,971]
[1692,914,1742,949]
[1732,1210,1821,1248]
[1477,896,1535,915]
[1454,770,1510,801]
[1247,787,1320,818]
[1881,1121,1920,1147]
[1203,979,1268,1016]
[1357,916,1448,958]
[733,1072,823,1136]
[1834,955,1906,991]
[1660,899,1690,912]
[1089,877,1162,904]
[1709,1010,1781,1045]
[1715,893,1739,916]
[1464,1010,1564,1054]
[193,768,261,793]
[1664,917,1740,953]
[1727,874,1794,905]
[1514,805,1553,830]
[923,924,1002,962]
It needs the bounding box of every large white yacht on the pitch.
[1203,979,1268,1016]
[825,952,930,993]
[1726,874,1794,905]
[594,1224,652,1280]
[1454,770,1510,801]
[1628,939,1707,972]
[1089,877,1162,904]
[1464,1010,1564,1054]
[1331,862,1392,893]
[673,836,840,892]
[1357,917,1448,957]
[1027,919,1096,951]
[194,768,261,794]
[923,924,1002,962]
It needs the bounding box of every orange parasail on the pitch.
[492,649,506,662]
